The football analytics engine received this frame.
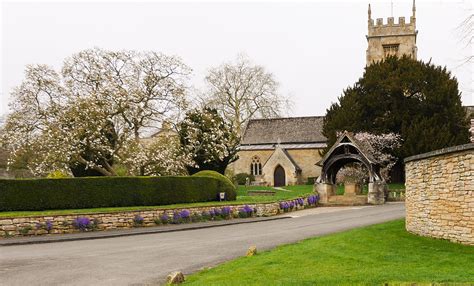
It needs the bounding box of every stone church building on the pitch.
[233,117,327,186]
[233,2,424,186]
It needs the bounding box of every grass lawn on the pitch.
[0,185,315,218]
[184,220,474,285]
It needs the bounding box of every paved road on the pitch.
[0,203,405,286]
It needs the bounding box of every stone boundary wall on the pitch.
[0,196,316,239]
[404,143,474,245]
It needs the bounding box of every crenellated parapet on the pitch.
[366,0,418,65]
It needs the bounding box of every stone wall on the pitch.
[366,5,417,65]
[0,196,316,238]
[405,143,474,245]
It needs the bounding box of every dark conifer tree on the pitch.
[323,56,470,160]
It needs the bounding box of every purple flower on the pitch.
[297,198,304,206]
[289,201,295,209]
[214,208,222,217]
[133,215,144,225]
[172,212,182,224]
[242,205,253,215]
[160,213,169,224]
[209,209,216,217]
[73,217,91,231]
[45,220,53,231]
[239,205,254,218]
[221,206,232,217]
[179,210,190,219]
[308,195,319,205]
[280,201,290,211]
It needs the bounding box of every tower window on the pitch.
[383,44,399,57]
[250,156,262,176]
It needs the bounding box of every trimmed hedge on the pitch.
[192,170,237,200]
[0,175,236,211]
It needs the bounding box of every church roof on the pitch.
[240,116,326,145]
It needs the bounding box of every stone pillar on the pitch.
[315,183,335,204]
[368,181,387,205]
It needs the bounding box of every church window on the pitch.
[383,44,399,57]
[250,156,262,176]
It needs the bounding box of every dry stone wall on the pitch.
[0,197,316,239]
[405,143,474,245]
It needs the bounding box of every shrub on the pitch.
[192,170,237,200]
[233,173,255,185]
[0,175,236,211]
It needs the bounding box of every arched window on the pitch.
[250,156,262,176]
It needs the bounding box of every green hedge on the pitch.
[192,170,237,200]
[0,175,236,211]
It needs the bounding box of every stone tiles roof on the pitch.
[239,143,327,150]
[241,116,326,145]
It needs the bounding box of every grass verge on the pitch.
[184,220,473,285]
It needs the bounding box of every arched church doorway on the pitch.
[274,165,286,187]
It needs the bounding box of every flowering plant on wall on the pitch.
[238,205,254,218]
[72,217,92,231]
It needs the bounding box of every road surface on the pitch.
[0,203,405,285]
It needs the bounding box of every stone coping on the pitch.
[404,143,474,163]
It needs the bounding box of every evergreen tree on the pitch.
[323,56,470,159]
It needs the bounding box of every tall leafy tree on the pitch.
[178,108,239,175]
[323,56,470,159]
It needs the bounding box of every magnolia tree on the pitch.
[1,48,191,176]
[178,108,239,174]
[122,133,188,176]
[336,132,402,183]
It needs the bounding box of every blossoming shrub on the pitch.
[0,175,236,211]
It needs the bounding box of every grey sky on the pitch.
[1,0,472,118]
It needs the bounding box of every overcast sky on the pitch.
[1,0,472,118]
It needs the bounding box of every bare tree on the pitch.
[457,11,473,65]
[203,55,290,135]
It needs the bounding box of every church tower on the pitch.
[366,1,418,65]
